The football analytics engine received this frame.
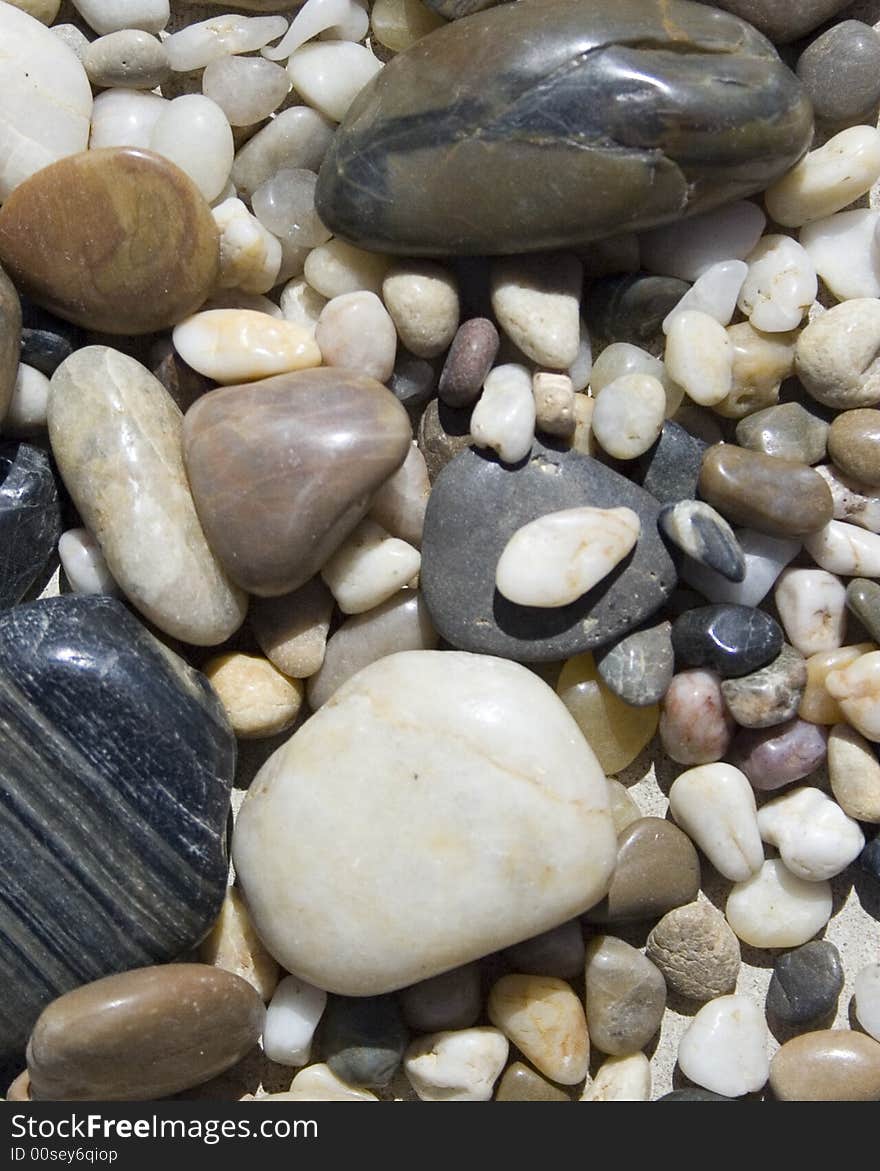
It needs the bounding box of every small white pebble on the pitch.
[765,125,880,228]
[532,371,575,438]
[72,0,168,35]
[591,372,665,459]
[280,276,327,335]
[263,974,327,1068]
[149,93,233,203]
[172,309,321,384]
[202,56,290,127]
[470,363,536,465]
[165,13,288,72]
[320,518,420,615]
[287,40,382,122]
[382,261,459,360]
[252,168,331,250]
[304,237,391,298]
[230,105,335,204]
[89,87,168,151]
[212,198,282,296]
[677,995,769,1098]
[315,291,397,383]
[826,649,880,740]
[774,567,847,657]
[726,858,832,948]
[368,443,430,548]
[816,464,880,533]
[3,363,50,435]
[487,973,589,1086]
[664,310,733,407]
[490,253,582,369]
[737,235,817,333]
[662,259,748,334]
[263,0,368,61]
[854,963,880,1043]
[800,209,880,302]
[580,1053,651,1102]
[668,763,763,883]
[804,520,880,577]
[757,787,864,882]
[58,528,119,596]
[639,201,766,282]
[404,1028,509,1102]
[590,341,682,417]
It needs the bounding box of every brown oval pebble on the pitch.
[698,444,834,537]
[770,1030,880,1100]
[646,901,741,1002]
[438,317,500,408]
[584,935,667,1056]
[586,817,701,924]
[828,408,880,487]
[0,148,219,335]
[27,964,265,1101]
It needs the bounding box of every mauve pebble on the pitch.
[659,668,735,765]
[438,318,500,408]
[729,717,829,791]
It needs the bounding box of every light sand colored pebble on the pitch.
[283,1064,377,1101]
[320,518,420,615]
[580,1053,651,1102]
[3,363,50,436]
[280,277,327,335]
[584,935,666,1057]
[199,886,280,1002]
[305,238,391,299]
[854,963,880,1043]
[668,763,763,883]
[663,259,747,334]
[250,577,334,680]
[72,0,168,35]
[404,1029,509,1102]
[83,29,169,89]
[828,723,880,823]
[262,975,327,1067]
[677,995,769,1098]
[737,235,817,333]
[589,341,682,417]
[287,40,382,122]
[149,93,233,203]
[382,262,459,359]
[58,528,118,596]
[165,13,287,71]
[646,901,740,1002]
[89,87,167,151]
[11,0,60,23]
[826,649,880,739]
[726,859,833,948]
[399,964,481,1034]
[664,310,732,407]
[758,787,864,882]
[804,520,880,576]
[315,291,397,383]
[567,319,593,393]
[796,299,880,409]
[203,652,304,739]
[202,56,290,127]
[591,373,665,459]
[800,642,876,726]
[816,464,880,532]
[713,321,797,419]
[800,208,880,302]
[765,125,880,227]
[369,444,430,548]
[172,309,321,384]
[775,567,847,656]
[490,253,582,369]
[213,198,282,295]
[471,363,536,464]
[532,371,576,437]
[488,974,589,1085]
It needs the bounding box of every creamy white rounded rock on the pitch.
[664,310,733,407]
[262,975,327,1068]
[470,363,536,465]
[382,261,460,360]
[774,567,847,656]
[800,209,880,302]
[230,106,335,203]
[588,341,682,417]
[149,94,234,203]
[263,0,369,61]
[668,763,763,883]
[368,444,430,549]
[580,1053,651,1102]
[232,651,617,995]
[663,260,748,334]
[3,364,50,437]
[319,518,420,616]
[213,198,282,296]
[280,278,327,336]
[532,372,576,438]
[72,0,169,35]
[403,1028,509,1102]
[725,859,832,948]
[765,125,880,228]
[287,40,382,122]
[804,521,880,577]
[854,963,880,1043]
[487,974,589,1086]
[172,309,321,384]
[825,650,880,740]
[202,56,290,127]
[314,291,397,384]
[89,88,168,151]
[490,253,582,369]
[165,13,288,71]
[281,1063,377,1101]
[591,373,665,459]
[757,787,864,882]
[737,235,817,333]
[58,528,119,597]
[677,995,769,1098]
[304,238,391,299]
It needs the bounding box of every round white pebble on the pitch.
[58,528,119,596]
[668,763,763,883]
[591,372,665,459]
[404,1028,509,1102]
[725,858,832,948]
[471,363,536,465]
[677,995,769,1098]
[263,974,327,1067]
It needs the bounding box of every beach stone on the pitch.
[796,299,880,410]
[321,996,409,1089]
[664,310,732,407]
[800,207,880,303]
[233,651,616,995]
[677,995,769,1098]
[663,259,747,334]
[438,318,500,408]
[701,0,852,44]
[735,402,828,465]
[320,518,420,615]
[0,442,61,610]
[83,29,169,89]
[847,579,880,643]
[828,723,880,823]
[698,444,833,538]
[720,645,807,729]
[49,347,246,646]
[816,464,880,533]
[736,234,816,333]
[858,833,880,884]
[824,649,880,740]
[202,56,290,128]
[490,253,581,368]
[854,964,880,1043]
[174,309,321,386]
[203,652,304,740]
[659,502,745,582]
[828,409,880,486]
[668,763,763,883]
[0,148,219,335]
[399,964,481,1034]
[421,441,676,661]
[800,642,875,725]
[369,444,429,548]
[713,321,797,420]
[557,651,659,774]
[470,363,536,464]
[404,1029,508,1102]
[382,261,459,360]
[533,372,576,438]
[262,975,326,1067]
[726,859,832,949]
[488,974,589,1084]
[0,266,21,427]
[586,817,701,924]
[758,786,864,881]
[183,368,412,597]
[589,341,681,416]
[592,374,665,459]
[250,578,334,680]
[638,421,706,505]
[770,1031,880,1100]
[231,107,334,205]
[278,1063,377,1102]
[0,595,235,1064]
[417,399,472,481]
[660,668,735,765]
[496,1062,569,1102]
[671,605,783,679]
[316,0,812,256]
[586,274,690,357]
[584,936,666,1057]
[796,21,880,125]
[646,902,740,1002]
[199,887,280,1004]
[27,966,263,1101]
[372,0,446,50]
[775,568,847,658]
[596,620,673,708]
[315,291,397,385]
[581,1052,651,1101]
[766,942,844,1027]
[766,125,880,229]
[502,920,585,981]
[731,717,828,791]
[58,528,118,598]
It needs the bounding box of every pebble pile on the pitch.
[0,0,879,1104]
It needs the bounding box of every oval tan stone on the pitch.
[487,973,589,1085]
[49,347,247,645]
[699,443,833,537]
[27,965,265,1100]
[0,148,219,334]
[770,1030,880,1101]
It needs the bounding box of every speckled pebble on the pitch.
[646,902,740,1003]
[596,620,674,708]
[720,644,807,729]
[735,402,828,465]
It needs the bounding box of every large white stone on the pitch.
[668,763,763,883]
[677,995,769,1098]
[233,651,616,995]
[0,3,93,201]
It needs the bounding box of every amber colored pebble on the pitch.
[557,651,658,775]
[698,444,833,537]
[495,1061,569,1101]
[0,148,219,335]
[586,817,701,924]
[770,1030,880,1101]
[799,642,876,725]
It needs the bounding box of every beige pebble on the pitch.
[404,1029,509,1102]
[315,291,397,383]
[646,901,740,1002]
[10,0,60,22]
[736,234,817,332]
[712,322,797,419]
[580,1053,651,1102]
[368,444,431,549]
[250,577,334,680]
[471,362,536,464]
[826,649,880,740]
[149,93,233,204]
[381,261,459,359]
[770,1031,880,1101]
[230,105,334,205]
[320,518,420,615]
[203,652,304,739]
[584,935,666,1057]
[591,372,665,459]
[488,973,588,1085]
[199,887,280,1002]
[828,722,880,822]
[796,299,880,410]
[570,392,598,456]
[212,198,282,296]
[668,763,763,883]
[202,56,290,128]
[589,341,683,418]
[725,858,832,948]
[800,642,876,725]
[172,310,321,384]
[304,237,391,299]
[83,29,169,89]
[664,310,732,407]
[283,1063,377,1101]
[765,125,880,228]
[816,464,880,533]
[804,520,880,577]
[774,567,847,657]
[490,252,582,369]
[532,371,576,438]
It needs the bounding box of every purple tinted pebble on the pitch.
[729,717,829,790]
[437,317,500,408]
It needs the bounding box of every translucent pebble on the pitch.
[202,56,290,127]
[566,319,593,393]
[765,125,880,228]
[263,975,327,1067]
[212,197,282,295]
[680,528,800,607]
[662,260,748,334]
[800,209,880,302]
[470,363,536,465]
[854,964,880,1043]
[231,106,335,203]
[589,342,682,417]
[287,40,382,122]
[639,201,766,282]
[252,168,331,248]
[263,0,369,61]
[591,373,665,460]
[72,0,168,35]
[304,237,391,298]
[89,87,168,150]
[58,527,119,596]
[149,93,233,203]
[165,14,288,72]
[737,235,817,333]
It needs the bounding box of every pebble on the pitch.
[288,40,383,123]
[586,273,690,358]
[212,198,282,296]
[202,56,290,127]
[502,920,585,981]
[315,2,810,254]
[557,652,659,775]
[639,201,768,283]
[488,974,589,1084]
[174,308,322,385]
[659,669,735,766]
[89,88,168,151]
[659,502,745,583]
[825,649,880,740]
[0,442,60,609]
[804,520,880,577]
[470,363,536,465]
[828,723,880,823]
[581,1052,651,1102]
[315,291,398,383]
[58,528,118,597]
[799,208,880,302]
[591,374,665,460]
[726,858,833,948]
[250,578,333,680]
[233,652,616,994]
[583,936,666,1057]
[490,253,581,369]
[663,260,748,334]
[20,302,80,380]
[364,446,429,550]
[198,887,280,1003]
[264,0,369,60]
[817,465,880,532]
[828,409,880,486]
[671,605,783,679]
[149,94,234,204]
[398,964,481,1034]
[497,1062,569,1102]
[854,964,880,1043]
[280,278,327,336]
[279,1063,377,1101]
[769,1031,880,1101]
[663,311,732,408]
[668,763,763,883]
[382,262,459,360]
[72,0,168,34]
[403,1029,508,1102]
[606,778,643,834]
[796,298,880,409]
[3,363,47,436]
[252,169,330,251]
[731,716,828,791]
[438,318,500,408]
[774,568,847,657]
[165,13,285,71]
[231,107,335,204]
[320,519,420,615]
[587,817,701,925]
[800,642,875,725]
[715,321,798,420]
[533,372,576,438]
[720,644,807,729]
[638,420,706,505]
[263,976,327,1068]
[371,0,445,52]
[859,833,880,884]
[677,995,769,1099]
[797,21,880,124]
[758,787,864,881]
[698,444,833,538]
[646,902,741,1002]
[203,652,304,740]
[304,238,391,300]
[735,402,828,465]
[83,29,169,89]
[590,342,681,417]
[417,398,472,482]
[595,620,674,708]
[737,235,817,333]
[846,579,880,641]
[0,148,218,335]
[765,125,880,228]
[495,506,640,609]
[766,942,844,1027]
[321,995,409,1089]
[11,0,60,22]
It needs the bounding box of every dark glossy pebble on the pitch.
[735,402,828,466]
[421,441,676,661]
[671,604,783,678]
[596,620,674,707]
[766,941,844,1028]
[321,995,409,1089]
[657,1089,736,1101]
[659,500,746,582]
[858,832,880,885]
[798,21,880,123]
[0,441,61,609]
[698,0,854,44]
[19,301,84,378]
[586,273,690,358]
[846,578,880,643]
[0,595,235,1064]
[438,318,500,408]
[316,0,813,255]
[639,421,707,505]
[828,409,880,487]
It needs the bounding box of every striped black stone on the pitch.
[0,441,61,609]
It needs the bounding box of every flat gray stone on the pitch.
[596,620,673,706]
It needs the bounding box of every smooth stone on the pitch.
[800,642,875,726]
[586,817,701,925]
[417,398,472,482]
[816,464,880,533]
[183,368,412,597]
[287,41,383,124]
[736,234,816,333]
[422,0,499,15]
[490,253,581,368]
[88,87,167,151]
[714,321,798,420]
[198,887,280,1003]
[315,0,812,255]
[372,0,446,51]
[663,310,732,407]
[677,995,769,1099]
[18,302,79,381]
[583,936,666,1057]
[668,763,763,883]
[663,259,748,334]
[799,208,880,302]
[797,22,880,124]
[6,362,53,436]
[280,278,327,336]
[591,373,665,459]
[638,421,706,505]
[0,4,92,201]
[720,644,807,729]
[825,649,880,740]
[0,595,235,1063]
[470,363,536,464]
[847,579,880,642]
[726,859,832,948]
[382,261,459,360]
[83,29,169,89]
[735,403,828,466]
[398,964,481,1034]
[203,653,304,740]
[438,319,500,409]
[765,125,880,229]
[251,578,334,680]
[0,442,61,609]
[586,274,690,358]
[27,966,263,1101]
[72,0,168,34]
[646,902,740,1002]
[49,347,247,646]
[858,833,880,883]
[639,200,767,283]
[502,919,585,981]
[828,723,880,823]
[581,1052,651,1101]
[671,604,783,679]
[730,717,828,791]
[766,942,844,1027]
[321,996,409,1089]
[698,444,833,539]
[304,238,392,300]
[700,0,852,44]
[166,13,285,71]
[320,518,420,615]
[315,291,397,384]
[404,1029,508,1102]
[758,787,864,881]
[263,975,327,1067]
[421,441,676,661]
[606,778,643,834]
[231,107,335,204]
[657,1089,735,1101]
[174,310,320,386]
[659,668,735,765]
[0,265,21,425]
[279,1063,377,1101]
[233,651,616,995]
[202,56,290,128]
[659,502,745,582]
[854,964,880,1043]
[828,409,880,486]
[58,528,118,597]
[0,148,218,335]
[805,519,880,577]
[595,620,673,708]
[557,651,658,774]
[213,198,282,296]
[770,1031,880,1101]
[589,341,681,418]
[775,568,847,657]
[488,974,589,1084]
[796,299,880,410]
[369,444,431,548]
[496,1062,569,1102]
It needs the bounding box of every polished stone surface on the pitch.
[765,941,844,1027]
[596,620,673,707]
[0,148,219,334]
[700,0,855,44]
[659,501,745,581]
[846,577,880,642]
[828,408,880,486]
[638,421,706,505]
[699,444,834,537]
[797,21,880,125]
[735,402,828,466]
[770,1030,880,1100]
[586,817,701,924]
[0,595,235,1064]
[0,442,61,609]
[0,264,21,426]
[720,644,807,728]
[183,368,412,597]
[671,604,783,678]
